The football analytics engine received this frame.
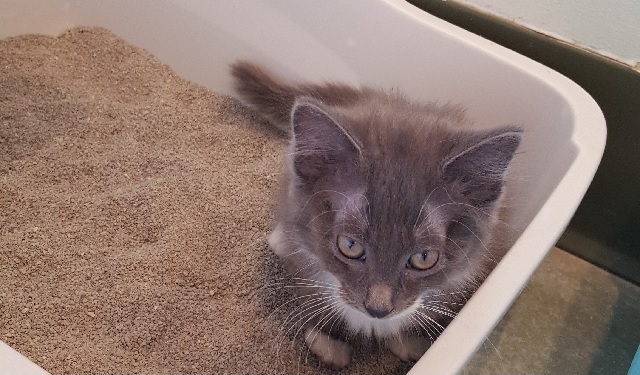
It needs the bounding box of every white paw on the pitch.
[267,224,288,257]
[304,327,352,369]
[388,336,431,362]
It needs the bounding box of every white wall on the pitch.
[455,0,640,68]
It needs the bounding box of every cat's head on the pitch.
[282,97,522,336]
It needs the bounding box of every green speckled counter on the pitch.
[464,248,640,374]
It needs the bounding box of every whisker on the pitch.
[294,189,370,229]
[415,310,447,332]
[408,314,435,344]
[321,221,365,238]
[413,186,441,231]
[281,294,337,331]
[420,305,457,319]
[485,336,504,360]
[451,219,498,264]
[289,296,343,355]
[301,299,345,366]
[289,259,320,278]
[421,299,465,306]
[305,209,353,227]
[412,312,441,342]
[275,293,339,360]
[289,277,341,288]
[265,290,333,326]
[422,290,469,298]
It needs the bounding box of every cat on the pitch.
[230,61,522,368]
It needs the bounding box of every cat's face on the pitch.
[283,98,521,335]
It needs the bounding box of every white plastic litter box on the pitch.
[0,0,606,374]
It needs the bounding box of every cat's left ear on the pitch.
[290,98,361,185]
[443,127,522,206]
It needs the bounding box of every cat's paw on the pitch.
[304,327,352,369]
[267,224,288,257]
[388,336,431,362]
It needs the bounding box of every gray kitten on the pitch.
[231,61,521,368]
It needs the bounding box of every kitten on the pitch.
[231,61,522,368]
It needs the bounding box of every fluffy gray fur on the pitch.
[231,61,522,368]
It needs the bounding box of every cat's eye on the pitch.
[337,235,365,260]
[408,250,439,270]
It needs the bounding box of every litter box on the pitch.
[0,0,606,374]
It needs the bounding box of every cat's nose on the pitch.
[365,284,394,319]
[365,305,391,319]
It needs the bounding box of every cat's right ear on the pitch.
[290,98,360,185]
[442,127,522,207]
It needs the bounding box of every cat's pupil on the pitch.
[337,235,365,260]
[408,250,439,270]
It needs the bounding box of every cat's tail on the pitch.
[230,61,366,134]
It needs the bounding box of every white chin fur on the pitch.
[311,270,421,339]
[272,240,422,339]
[338,296,422,338]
